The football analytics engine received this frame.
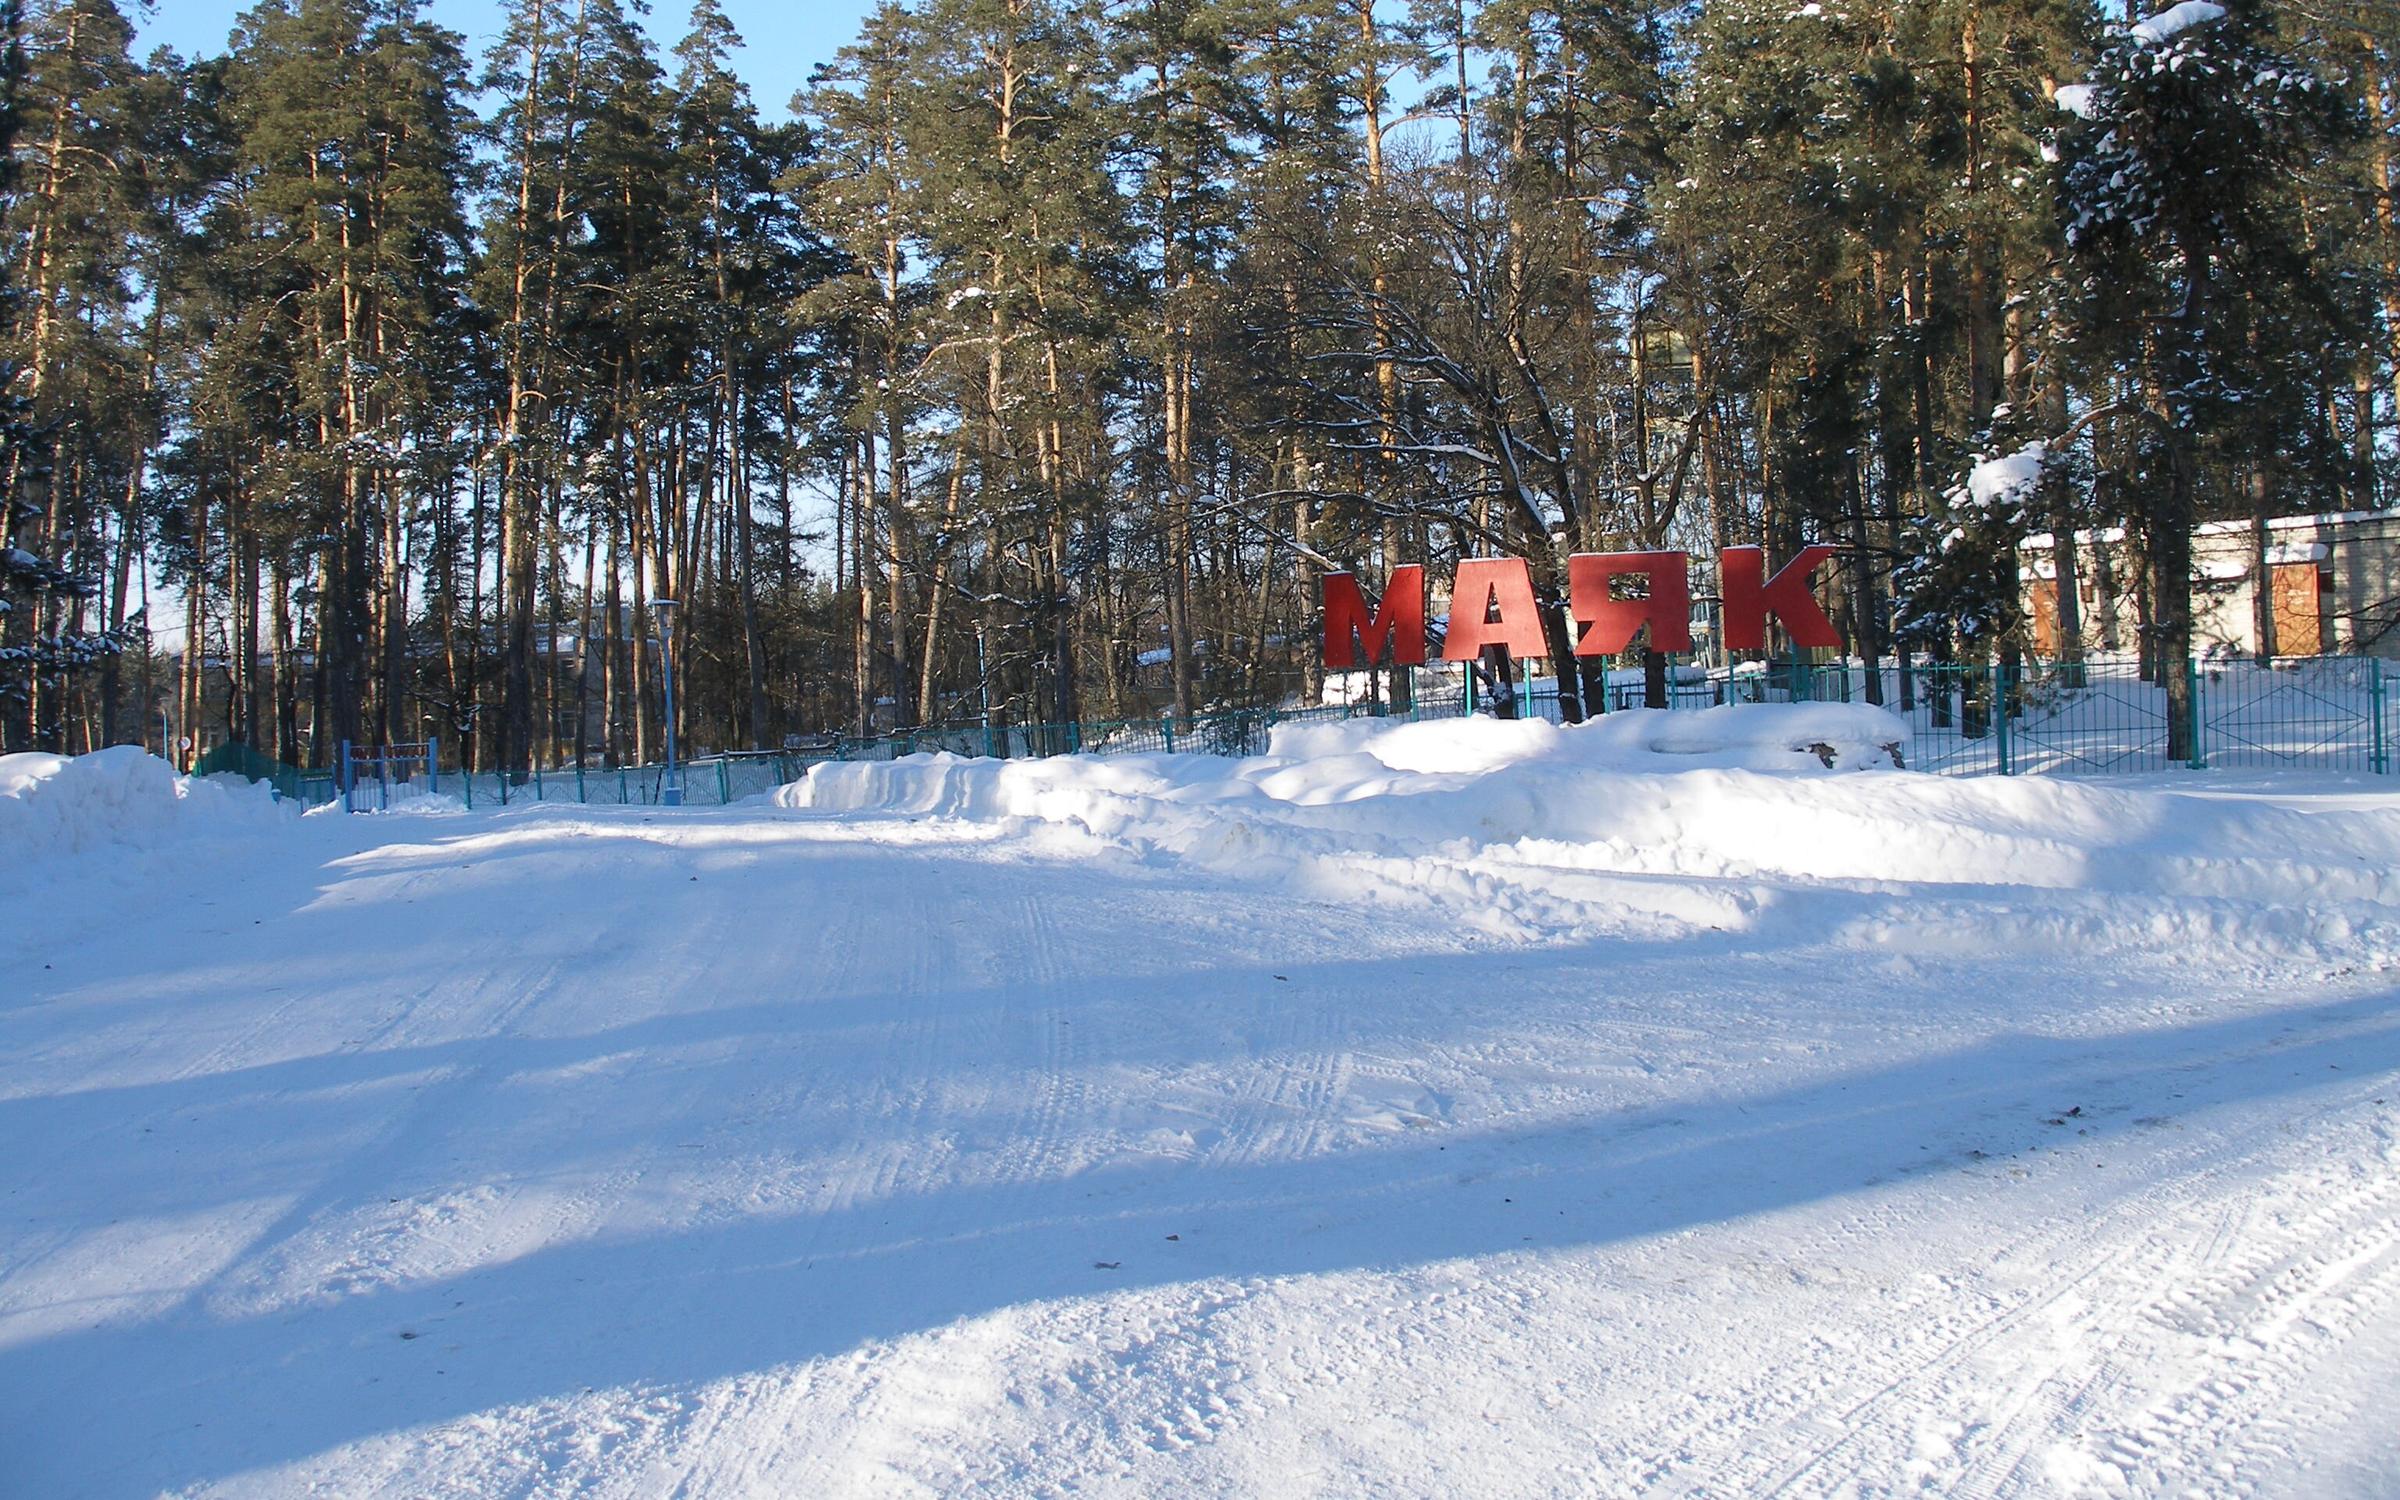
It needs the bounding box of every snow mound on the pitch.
[773,708,2400,945]
[1272,702,1910,772]
[776,706,1935,908]
[0,746,294,866]
[779,705,1908,826]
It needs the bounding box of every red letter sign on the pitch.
[1721,545,1841,651]
[1322,567,1427,670]
[1442,557,1549,661]
[1569,552,1693,656]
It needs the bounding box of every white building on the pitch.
[2021,509,2400,660]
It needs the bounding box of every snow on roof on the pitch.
[2025,508,2400,550]
[2130,0,2224,45]
[2193,508,2400,538]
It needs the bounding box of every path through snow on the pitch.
[4,717,2398,1496]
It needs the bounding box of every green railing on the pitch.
[309,701,1408,810]
[187,653,2400,811]
[191,740,310,802]
[1527,653,2390,778]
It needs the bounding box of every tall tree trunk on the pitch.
[577,511,597,765]
[919,431,968,719]
[853,431,874,736]
[2366,38,2399,422]
[498,0,553,780]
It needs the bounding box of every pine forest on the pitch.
[2,0,2396,775]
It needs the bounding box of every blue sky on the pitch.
[135,0,882,121]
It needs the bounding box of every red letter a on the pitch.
[1322,567,1427,670]
[1720,545,1841,651]
[1569,552,1693,656]
[1442,557,1549,661]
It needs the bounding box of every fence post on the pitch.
[576,765,586,803]
[338,739,354,814]
[1161,714,1176,754]
[984,721,998,758]
[1994,661,2013,775]
[718,760,731,804]
[2186,657,2206,770]
[2375,660,2389,775]
[1462,664,1474,716]
[429,738,440,796]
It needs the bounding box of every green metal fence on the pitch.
[1529,653,2390,778]
[192,740,311,802]
[196,652,2400,811]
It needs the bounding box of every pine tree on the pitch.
[2061,0,2358,753]
[798,1,929,736]
[0,0,139,749]
[216,0,472,764]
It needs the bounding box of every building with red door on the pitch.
[2019,509,2400,661]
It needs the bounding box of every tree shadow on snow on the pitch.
[2,809,2395,1495]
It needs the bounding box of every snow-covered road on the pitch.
[5,719,2399,1496]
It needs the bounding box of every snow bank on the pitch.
[1266,701,1910,772]
[773,707,2400,946]
[779,705,1909,827]
[0,746,293,869]
[776,706,1934,917]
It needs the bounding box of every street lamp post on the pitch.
[654,599,682,806]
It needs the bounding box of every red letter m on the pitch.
[1322,568,1427,670]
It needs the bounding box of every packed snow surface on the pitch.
[7,711,2400,1497]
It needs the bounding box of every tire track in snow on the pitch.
[2057,1150,2400,1496]
[211,822,748,1319]
[986,886,1091,1196]
[1637,1094,2400,1499]
[1191,985,1348,1175]
[1630,1140,2151,1491]
[786,847,955,1232]
[136,957,575,1358]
